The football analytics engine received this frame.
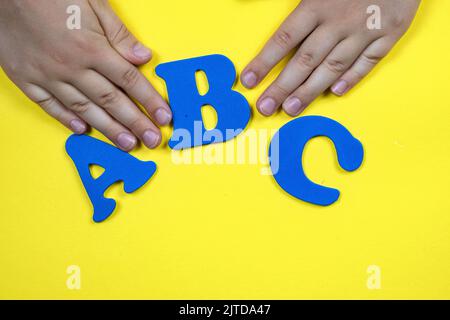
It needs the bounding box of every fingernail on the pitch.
[133,43,152,59]
[117,133,136,150]
[154,108,172,126]
[142,130,161,149]
[242,71,258,88]
[70,119,86,134]
[283,97,303,116]
[258,97,277,116]
[332,80,349,96]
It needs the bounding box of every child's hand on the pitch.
[241,0,421,117]
[0,0,172,151]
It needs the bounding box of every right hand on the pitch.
[0,0,172,151]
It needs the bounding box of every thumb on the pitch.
[89,0,152,65]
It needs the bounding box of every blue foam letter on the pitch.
[269,116,364,206]
[156,54,251,150]
[65,135,157,222]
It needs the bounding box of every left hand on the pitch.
[241,0,421,117]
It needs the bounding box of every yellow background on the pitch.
[0,0,449,299]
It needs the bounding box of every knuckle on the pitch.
[388,15,406,29]
[270,82,290,97]
[48,50,71,66]
[361,53,382,66]
[128,116,148,131]
[253,56,272,73]
[296,85,313,102]
[37,96,56,109]
[98,90,121,109]
[68,100,90,114]
[121,67,140,88]
[73,35,100,55]
[323,58,347,74]
[294,51,316,69]
[103,122,121,139]
[46,103,63,118]
[4,69,20,83]
[110,23,131,45]
[45,65,73,81]
[273,29,293,49]
[350,68,364,80]
[3,62,24,80]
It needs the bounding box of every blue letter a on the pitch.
[156,54,251,150]
[66,135,157,222]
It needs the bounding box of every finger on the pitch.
[22,83,88,134]
[241,5,318,88]
[72,70,162,149]
[50,82,137,151]
[331,37,395,96]
[89,0,152,65]
[256,26,344,116]
[94,51,172,126]
[282,37,370,116]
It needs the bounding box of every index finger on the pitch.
[94,50,172,127]
[241,5,318,88]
